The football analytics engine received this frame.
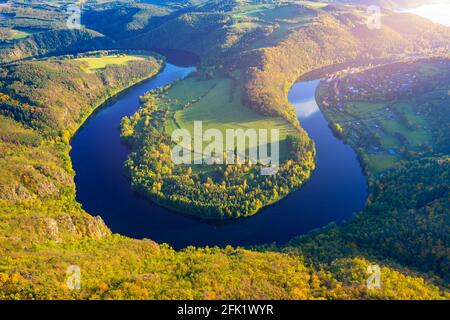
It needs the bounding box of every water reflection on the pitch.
[292,98,319,119]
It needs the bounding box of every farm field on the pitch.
[163,75,297,163]
[76,54,148,73]
[0,28,31,42]
[230,2,317,48]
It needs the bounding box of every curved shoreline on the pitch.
[71,65,367,249]
[68,59,166,140]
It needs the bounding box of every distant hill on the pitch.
[82,4,175,40]
[0,28,114,63]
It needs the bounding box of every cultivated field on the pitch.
[76,54,148,73]
[162,76,297,163]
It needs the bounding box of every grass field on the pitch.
[76,54,147,73]
[162,76,297,163]
[0,28,31,42]
[366,154,398,172]
[8,29,29,40]
[296,1,328,8]
[232,1,325,20]
[232,4,274,19]
[228,2,316,49]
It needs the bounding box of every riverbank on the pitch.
[1,1,448,300]
[71,70,366,248]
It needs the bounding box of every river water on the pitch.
[70,66,367,249]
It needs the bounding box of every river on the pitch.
[70,65,367,249]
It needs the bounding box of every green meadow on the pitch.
[232,2,317,48]
[162,76,297,163]
[232,1,325,20]
[0,28,30,41]
[76,54,148,73]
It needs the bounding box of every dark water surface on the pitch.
[71,66,367,249]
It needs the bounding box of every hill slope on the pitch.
[0,28,114,63]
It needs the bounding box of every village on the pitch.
[320,58,450,109]
[317,57,450,173]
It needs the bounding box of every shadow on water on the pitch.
[150,48,201,67]
[71,64,367,249]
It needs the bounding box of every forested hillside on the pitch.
[1,236,447,299]
[0,0,449,300]
[120,4,450,219]
[287,156,449,279]
[243,10,450,126]
[107,2,450,126]
[285,58,450,282]
[0,29,113,63]
[0,52,163,202]
[82,3,174,40]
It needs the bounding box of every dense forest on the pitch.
[0,52,163,201]
[295,58,450,281]
[0,28,113,63]
[0,0,449,299]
